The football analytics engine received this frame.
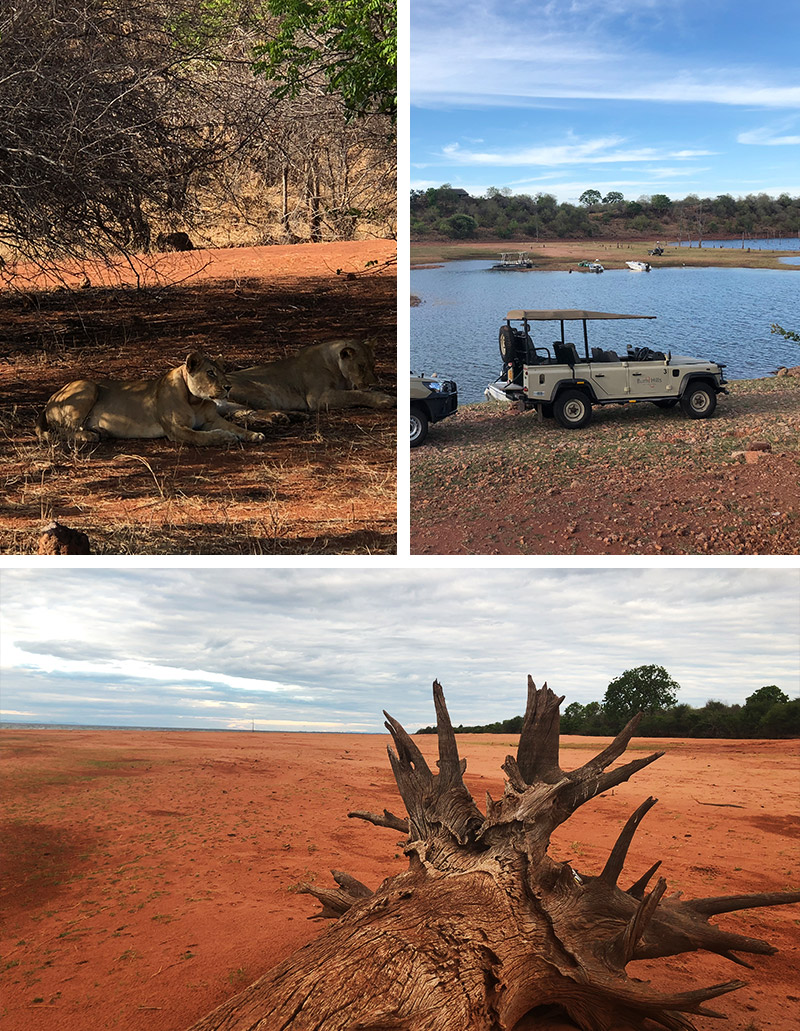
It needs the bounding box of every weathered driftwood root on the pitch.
[187,678,800,1031]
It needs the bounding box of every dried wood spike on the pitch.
[188,679,800,1031]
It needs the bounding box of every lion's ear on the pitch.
[339,346,355,359]
[185,351,202,373]
[214,356,225,371]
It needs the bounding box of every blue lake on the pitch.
[670,237,800,250]
[411,262,800,404]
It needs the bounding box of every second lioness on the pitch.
[220,338,394,415]
[36,352,265,447]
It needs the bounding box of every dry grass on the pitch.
[0,245,397,555]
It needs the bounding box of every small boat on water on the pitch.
[626,260,652,272]
[489,251,535,271]
[577,260,605,273]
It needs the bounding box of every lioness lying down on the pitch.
[217,338,394,417]
[35,352,265,447]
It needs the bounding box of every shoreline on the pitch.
[410,237,800,272]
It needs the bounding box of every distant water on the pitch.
[1,722,360,733]
[670,237,800,250]
[411,262,800,404]
[1,721,224,731]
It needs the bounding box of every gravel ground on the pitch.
[411,374,800,555]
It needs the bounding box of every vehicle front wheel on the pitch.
[680,383,717,419]
[410,407,429,447]
[553,389,592,429]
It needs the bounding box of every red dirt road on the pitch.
[1,730,798,1031]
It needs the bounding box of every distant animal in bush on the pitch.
[156,231,195,252]
[36,352,265,447]
[218,338,395,417]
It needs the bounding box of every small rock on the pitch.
[37,520,91,555]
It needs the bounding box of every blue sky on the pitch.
[411,0,800,203]
[1,569,797,732]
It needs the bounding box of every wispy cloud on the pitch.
[412,2,800,111]
[1,570,798,731]
[738,124,800,146]
[439,138,716,168]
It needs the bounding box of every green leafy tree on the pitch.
[603,665,680,731]
[759,698,800,738]
[603,191,624,204]
[771,324,800,343]
[439,213,478,239]
[253,0,396,121]
[560,702,586,734]
[741,685,789,732]
[579,189,602,208]
[649,194,673,215]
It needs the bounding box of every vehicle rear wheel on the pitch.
[653,398,678,409]
[680,383,716,419]
[553,389,592,429]
[410,407,429,447]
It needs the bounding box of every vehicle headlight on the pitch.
[423,379,444,392]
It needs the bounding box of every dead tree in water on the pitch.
[188,679,799,1031]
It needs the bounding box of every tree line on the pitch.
[410,185,800,242]
[0,0,396,273]
[416,666,799,739]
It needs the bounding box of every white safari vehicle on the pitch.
[485,309,728,429]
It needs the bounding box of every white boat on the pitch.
[577,260,604,273]
[489,251,535,271]
[626,260,652,272]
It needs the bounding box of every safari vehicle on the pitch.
[485,309,728,429]
[410,373,458,446]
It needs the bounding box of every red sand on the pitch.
[1,730,798,1031]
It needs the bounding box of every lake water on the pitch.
[411,262,800,404]
[670,237,800,250]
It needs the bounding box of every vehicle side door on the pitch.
[587,359,630,400]
[627,360,673,399]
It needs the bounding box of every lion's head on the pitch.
[185,352,231,400]
[333,339,381,390]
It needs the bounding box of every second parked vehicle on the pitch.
[411,373,458,446]
[485,309,728,429]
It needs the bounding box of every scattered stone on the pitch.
[37,520,91,555]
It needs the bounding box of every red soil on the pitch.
[0,240,396,555]
[1,730,797,1031]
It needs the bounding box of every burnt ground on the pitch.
[0,242,396,555]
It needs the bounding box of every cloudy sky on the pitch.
[411,0,800,203]
[1,568,797,732]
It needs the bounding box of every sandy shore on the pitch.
[410,239,800,272]
[1,729,798,1031]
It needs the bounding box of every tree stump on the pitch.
[187,678,800,1031]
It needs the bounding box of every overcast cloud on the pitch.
[1,569,798,732]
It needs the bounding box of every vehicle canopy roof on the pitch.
[507,309,655,321]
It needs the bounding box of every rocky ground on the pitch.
[411,372,800,555]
